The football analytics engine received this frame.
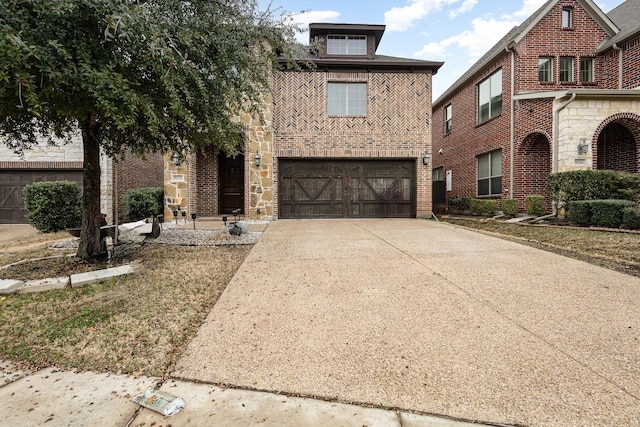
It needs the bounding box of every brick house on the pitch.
[0,138,163,224]
[169,23,443,220]
[431,0,640,213]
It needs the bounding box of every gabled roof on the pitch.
[598,0,640,52]
[433,0,620,107]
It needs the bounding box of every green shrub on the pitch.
[122,187,164,221]
[448,196,472,211]
[547,170,640,209]
[502,198,519,217]
[23,180,82,233]
[621,207,640,230]
[470,198,498,216]
[525,195,546,216]
[589,199,635,228]
[568,200,592,226]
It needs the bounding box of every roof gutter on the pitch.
[505,45,515,199]
[612,43,623,89]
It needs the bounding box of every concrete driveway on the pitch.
[175,219,640,426]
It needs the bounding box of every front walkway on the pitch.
[175,219,640,426]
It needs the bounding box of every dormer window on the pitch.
[327,35,367,55]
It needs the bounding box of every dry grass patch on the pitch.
[0,244,251,377]
[442,218,640,276]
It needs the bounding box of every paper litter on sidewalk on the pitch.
[132,387,185,416]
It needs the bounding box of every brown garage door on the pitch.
[278,160,416,218]
[0,170,83,223]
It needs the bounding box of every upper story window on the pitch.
[580,57,595,83]
[560,57,574,82]
[477,150,502,197]
[327,82,367,116]
[327,35,367,55]
[444,104,452,134]
[539,57,553,82]
[477,69,502,124]
[562,8,572,29]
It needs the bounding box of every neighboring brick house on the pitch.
[431,0,640,214]
[0,138,163,224]
[172,23,443,220]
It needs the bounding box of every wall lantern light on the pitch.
[172,152,182,166]
[422,153,431,166]
[254,152,261,167]
[577,138,589,155]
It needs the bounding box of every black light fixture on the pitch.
[181,210,187,223]
[254,151,261,167]
[191,213,197,229]
[422,153,431,166]
[222,215,228,226]
[577,138,589,155]
[172,210,178,224]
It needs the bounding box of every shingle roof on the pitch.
[598,0,640,51]
[433,0,625,107]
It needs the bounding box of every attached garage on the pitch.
[0,170,82,224]
[278,159,416,218]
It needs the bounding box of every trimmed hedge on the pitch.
[23,180,82,233]
[568,199,636,228]
[448,196,472,211]
[470,198,498,216]
[525,195,546,216]
[122,187,164,221]
[502,198,519,217]
[567,200,592,226]
[590,199,635,228]
[547,170,640,209]
[621,207,640,230]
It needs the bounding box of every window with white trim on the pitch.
[327,82,367,116]
[444,104,452,134]
[477,150,502,196]
[560,57,574,82]
[539,57,553,82]
[580,57,595,83]
[477,69,502,124]
[327,35,367,55]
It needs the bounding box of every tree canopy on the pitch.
[0,0,306,257]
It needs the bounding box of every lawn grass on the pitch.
[441,217,640,277]
[0,244,251,377]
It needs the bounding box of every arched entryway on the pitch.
[594,113,640,173]
[516,132,552,207]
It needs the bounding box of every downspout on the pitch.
[552,93,576,174]
[613,43,623,89]
[505,46,515,199]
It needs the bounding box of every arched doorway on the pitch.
[517,132,552,207]
[595,114,640,173]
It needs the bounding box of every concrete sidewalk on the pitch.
[175,219,640,426]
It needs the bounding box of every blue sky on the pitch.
[260,0,626,100]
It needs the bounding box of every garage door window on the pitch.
[328,83,367,116]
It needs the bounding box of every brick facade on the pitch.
[433,0,640,212]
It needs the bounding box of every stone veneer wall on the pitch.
[557,98,640,171]
[164,154,190,220]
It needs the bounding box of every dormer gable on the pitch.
[309,23,385,59]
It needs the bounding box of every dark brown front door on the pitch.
[219,155,244,214]
[279,160,416,218]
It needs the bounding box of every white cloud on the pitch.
[285,10,341,44]
[508,0,548,19]
[449,0,477,19]
[414,15,517,61]
[384,0,461,32]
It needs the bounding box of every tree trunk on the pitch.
[77,112,103,259]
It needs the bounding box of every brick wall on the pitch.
[273,71,434,217]
[112,150,164,221]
